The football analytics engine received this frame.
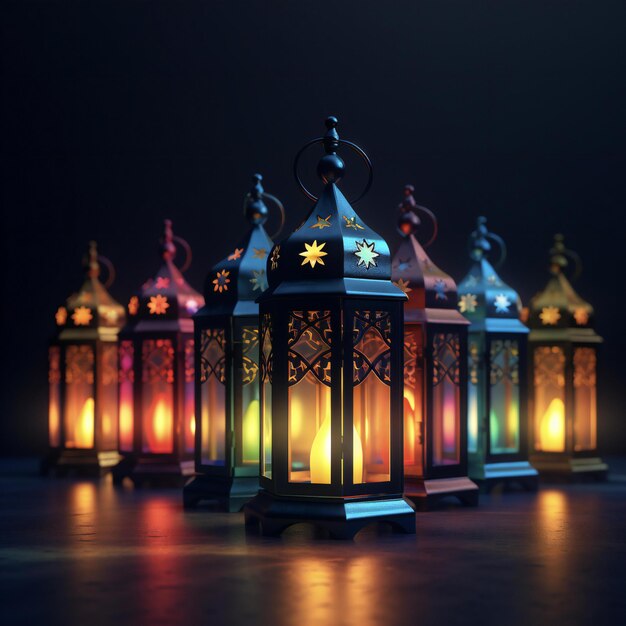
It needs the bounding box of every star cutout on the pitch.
[395,258,412,272]
[459,293,478,313]
[186,299,200,315]
[540,306,561,326]
[155,276,170,289]
[72,306,93,326]
[228,248,244,261]
[270,245,280,270]
[250,270,268,292]
[434,279,447,301]
[104,309,119,324]
[300,240,328,268]
[128,296,139,315]
[343,216,364,230]
[487,274,502,287]
[354,239,379,269]
[573,308,589,325]
[494,294,511,314]
[464,274,479,288]
[253,248,267,259]
[213,269,231,293]
[394,279,412,294]
[311,215,331,229]
[148,294,170,315]
[55,307,67,326]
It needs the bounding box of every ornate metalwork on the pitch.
[574,347,596,389]
[65,345,94,385]
[533,346,565,388]
[490,340,519,386]
[469,341,480,386]
[199,330,225,384]
[261,314,273,385]
[353,310,391,385]
[142,339,175,384]
[432,333,460,387]
[242,327,260,385]
[184,339,195,384]
[119,341,134,384]
[101,344,118,386]
[403,331,419,387]
[48,346,61,385]
[288,311,332,385]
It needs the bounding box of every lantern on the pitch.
[243,117,415,539]
[391,186,478,508]
[113,220,204,485]
[527,234,607,478]
[457,217,538,490]
[183,174,284,510]
[43,241,125,475]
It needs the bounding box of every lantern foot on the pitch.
[471,461,540,492]
[41,449,122,477]
[529,456,608,482]
[183,475,259,512]
[243,490,416,540]
[116,458,195,488]
[405,476,480,511]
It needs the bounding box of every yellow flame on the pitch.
[152,399,170,447]
[76,397,95,448]
[190,414,196,436]
[310,415,363,484]
[119,396,134,450]
[540,397,566,452]
[242,399,260,463]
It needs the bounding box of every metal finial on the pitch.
[317,116,345,184]
[549,233,570,275]
[161,219,177,261]
[397,185,420,237]
[469,216,507,267]
[244,173,269,226]
[84,240,100,278]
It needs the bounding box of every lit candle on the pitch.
[540,397,565,452]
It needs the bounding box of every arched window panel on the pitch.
[238,326,260,466]
[533,346,566,453]
[489,339,520,455]
[574,347,597,451]
[431,333,460,466]
[64,345,95,449]
[118,340,134,452]
[260,314,273,479]
[403,328,423,477]
[100,343,119,450]
[199,329,226,465]
[287,310,332,484]
[352,310,391,484]
[48,346,61,447]
[141,339,175,454]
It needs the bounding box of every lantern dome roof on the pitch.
[527,235,600,340]
[457,217,526,333]
[125,219,203,332]
[262,117,404,301]
[54,241,126,339]
[197,174,276,318]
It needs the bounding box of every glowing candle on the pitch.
[76,397,95,448]
[242,399,260,463]
[467,384,478,453]
[443,391,456,453]
[540,397,566,452]
[119,397,134,451]
[403,392,416,465]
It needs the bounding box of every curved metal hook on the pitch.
[98,255,116,289]
[487,231,507,269]
[293,138,373,204]
[564,247,582,282]
[172,235,192,273]
[414,204,438,249]
[242,192,286,240]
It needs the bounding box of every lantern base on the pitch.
[41,449,122,477]
[183,475,259,512]
[404,476,479,510]
[529,455,608,481]
[470,461,540,492]
[113,456,195,487]
[244,490,416,540]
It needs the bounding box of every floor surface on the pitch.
[1,458,625,626]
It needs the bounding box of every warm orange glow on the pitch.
[190,414,196,436]
[72,397,95,448]
[146,398,172,453]
[242,399,260,462]
[49,399,61,447]
[443,393,456,451]
[119,397,134,451]
[403,390,416,463]
[540,398,566,452]
[310,415,363,484]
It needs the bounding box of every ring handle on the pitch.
[172,235,192,273]
[487,231,507,269]
[98,255,116,289]
[242,191,286,240]
[414,204,438,249]
[293,138,373,204]
[564,247,582,282]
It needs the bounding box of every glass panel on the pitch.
[533,346,566,452]
[489,339,520,454]
[48,346,61,447]
[183,339,195,454]
[353,310,391,484]
[141,339,175,454]
[403,328,423,476]
[288,311,332,484]
[432,333,460,466]
[239,326,260,466]
[118,341,134,452]
[100,344,119,450]
[199,329,226,465]
[573,347,597,451]
[64,345,95,449]
[261,314,273,478]
[467,340,480,454]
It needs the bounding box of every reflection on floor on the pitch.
[1,458,625,626]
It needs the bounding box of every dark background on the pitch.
[1,1,625,456]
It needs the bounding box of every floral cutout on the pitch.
[494,294,511,314]
[128,296,139,315]
[354,239,379,269]
[270,245,280,270]
[155,276,170,289]
[434,279,447,301]
[55,307,68,326]
[343,216,364,230]
[103,309,119,324]
[458,293,478,313]
[573,308,589,325]
[311,215,331,229]
[213,269,231,293]
[250,270,268,292]
[72,306,93,326]
[252,248,267,259]
[300,240,328,268]
[148,294,170,315]
[540,306,561,326]
[394,279,412,294]
[228,248,244,261]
